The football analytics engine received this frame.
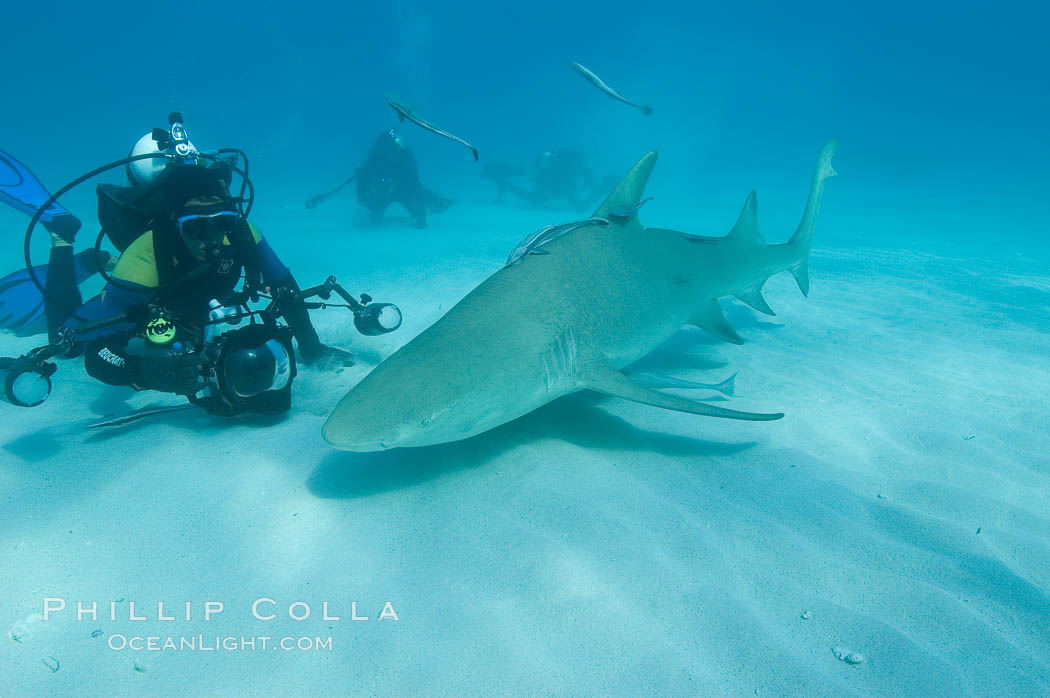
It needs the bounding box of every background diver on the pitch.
[482,148,616,210]
[306,129,453,229]
[0,115,398,415]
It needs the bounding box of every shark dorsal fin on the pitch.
[591,151,659,221]
[727,190,764,244]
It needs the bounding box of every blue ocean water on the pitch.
[1,0,1048,694]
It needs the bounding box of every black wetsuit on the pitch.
[355,132,451,228]
[533,150,595,208]
[74,219,321,392]
[44,245,83,344]
[490,149,597,210]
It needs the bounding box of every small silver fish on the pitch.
[610,197,653,219]
[505,217,609,267]
[570,62,653,116]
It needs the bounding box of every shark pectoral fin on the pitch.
[734,283,776,316]
[397,112,406,123]
[529,249,550,256]
[580,364,782,421]
[689,299,744,344]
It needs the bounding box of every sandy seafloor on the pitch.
[1,182,1048,695]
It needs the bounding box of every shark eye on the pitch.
[420,418,432,428]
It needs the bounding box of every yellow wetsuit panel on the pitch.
[110,231,160,289]
[103,222,264,300]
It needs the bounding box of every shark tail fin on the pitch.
[640,104,653,116]
[787,138,838,297]
[591,151,659,221]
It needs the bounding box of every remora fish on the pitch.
[610,196,653,219]
[505,217,610,267]
[86,404,197,428]
[384,92,479,161]
[323,139,838,451]
[570,62,653,116]
[627,370,736,396]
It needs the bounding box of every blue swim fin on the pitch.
[0,251,106,337]
[0,148,81,239]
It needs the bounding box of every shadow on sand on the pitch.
[307,392,757,500]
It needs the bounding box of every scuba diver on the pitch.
[75,168,352,398]
[356,130,454,228]
[482,148,614,211]
[308,130,453,229]
[0,113,402,416]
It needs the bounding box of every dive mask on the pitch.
[176,210,240,243]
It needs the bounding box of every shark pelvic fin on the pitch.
[734,282,776,316]
[790,261,810,297]
[689,299,744,344]
[728,190,765,245]
[580,364,781,421]
[591,151,659,222]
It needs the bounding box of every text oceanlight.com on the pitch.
[108,635,333,652]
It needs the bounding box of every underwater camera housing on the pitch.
[201,323,297,416]
[119,303,297,416]
[189,274,405,416]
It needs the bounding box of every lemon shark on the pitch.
[323,140,838,451]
